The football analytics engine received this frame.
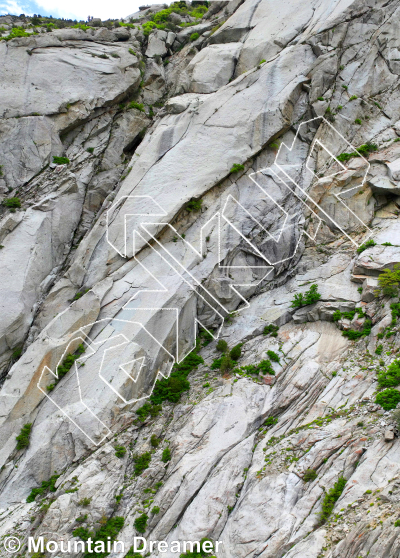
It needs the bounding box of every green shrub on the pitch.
[211,357,223,370]
[3,197,21,209]
[220,355,235,372]
[74,516,124,558]
[354,118,362,125]
[142,21,164,36]
[72,288,89,300]
[337,143,377,163]
[357,238,376,254]
[264,416,278,428]
[267,350,280,363]
[291,284,321,308]
[1,28,32,40]
[378,264,400,297]
[16,423,32,450]
[27,473,60,502]
[235,360,275,376]
[263,324,279,337]
[150,352,203,405]
[303,469,317,482]
[258,359,274,375]
[128,101,145,112]
[73,527,91,540]
[134,513,148,534]
[133,452,152,475]
[151,506,160,514]
[342,319,372,340]
[72,23,91,30]
[349,95,358,100]
[78,497,91,506]
[86,147,94,153]
[199,328,213,346]
[230,163,245,173]
[161,447,171,463]
[115,445,126,458]
[136,402,162,421]
[76,514,88,523]
[376,388,400,410]
[151,435,160,448]
[190,32,199,41]
[395,519,400,527]
[216,339,228,352]
[230,344,242,361]
[375,344,383,355]
[186,199,202,212]
[53,156,70,165]
[319,476,347,523]
[47,344,85,391]
[377,359,400,388]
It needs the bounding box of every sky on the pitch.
[0,0,150,21]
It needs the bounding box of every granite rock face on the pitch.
[1,2,400,558]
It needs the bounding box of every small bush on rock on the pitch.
[291,284,321,308]
[378,264,400,297]
[264,416,278,428]
[53,156,70,165]
[136,402,162,421]
[267,350,280,363]
[357,238,376,254]
[133,452,151,475]
[220,355,235,372]
[375,388,400,410]
[190,32,199,41]
[216,339,228,352]
[230,163,244,173]
[150,352,203,405]
[16,423,32,450]
[128,101,145,112]
[229,344,242,361]
[303,469,317,482]
[186,199,202,212]
[319,476,347,523]
[258,359,274,375]
[377,359,400,388]
[134,513,148,534]
[161,448,171,463]
[3,197,21,209]
[114,445,126,458]
[263,324,279,337]
[27,473,60,503]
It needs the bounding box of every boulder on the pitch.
[354,246,400,276]
[145,29,168,57]
[384,430,395,442]
[361,277,379,302]
[164,93,207,114]
[187,43,242,93]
